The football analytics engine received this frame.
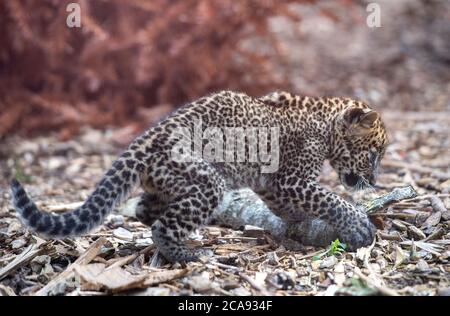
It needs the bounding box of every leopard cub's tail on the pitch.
[10,153,141,238]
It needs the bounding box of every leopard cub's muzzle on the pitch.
[340,171,376,191]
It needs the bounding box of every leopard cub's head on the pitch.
[330,103,388,191]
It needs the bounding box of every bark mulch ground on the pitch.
[0,110,449,296]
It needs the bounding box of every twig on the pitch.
[404,194,450,202]
[105,244,156,271]
[205,263,240,278]
[217,236,259,241]
[35,237,108,296]
[0,243,48,281]
[294,249,324,261]
[237,244,272,255]
[209,261,242,271]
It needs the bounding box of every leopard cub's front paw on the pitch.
[338,213,376,251]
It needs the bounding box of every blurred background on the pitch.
[0,0,448,140]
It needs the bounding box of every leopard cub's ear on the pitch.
[342,107,379,135]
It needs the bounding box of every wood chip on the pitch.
[408,226,426,241]
[35,237,108,296]
[144,269,191,286]
[392,220,408,231]
[429,196,448,213]
[422,211,442,229]
[243,225,265,238]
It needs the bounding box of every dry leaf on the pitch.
[394,245,407,268]
[333,262,346,286]
[75,263,146,293]
[400,241,444,256]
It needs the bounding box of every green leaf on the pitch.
[312,239,346,261]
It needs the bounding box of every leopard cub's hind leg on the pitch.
[147,160,225,263]
[135,192,168,227]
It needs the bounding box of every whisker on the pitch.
[356,176,376,193]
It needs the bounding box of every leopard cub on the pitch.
[11,90,388,262]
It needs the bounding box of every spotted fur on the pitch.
[11,90,388,262]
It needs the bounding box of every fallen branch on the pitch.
[211,189,337,249]
[212,186,418,249]
[360,185,418,214]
